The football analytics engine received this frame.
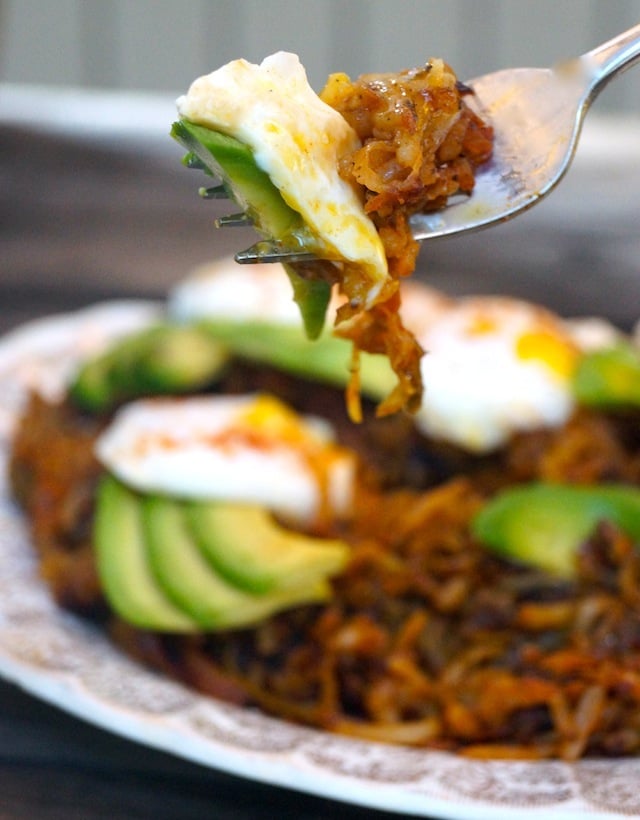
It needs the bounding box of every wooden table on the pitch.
[1,120,639,819]
[0,679,410,820]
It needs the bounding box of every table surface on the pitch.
[1,122,639,819]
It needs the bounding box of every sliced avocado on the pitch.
[473,482,640,577]
[171,119,332,339]
[131,324,228,393]
[285,266,332,341]
[171,119,304,240]
[199,319,396,400]
[142,495,331,630]
[93,476,197,632]
[573,341,640,408]
[184,501,349,594]
[69,353,116,413]
[70,324,228,413]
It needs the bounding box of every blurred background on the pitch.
[2,0,640,108]
[0,0,639,331]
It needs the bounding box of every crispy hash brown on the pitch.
[322,59,493,280]
[320,59,493,418]
[10,369,640,760]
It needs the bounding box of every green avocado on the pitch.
[171,119,303,240]
[130,324,228,393]
[70,313,395,415]
[472,482,640,577]
[199,319,396,400]
[171,118,332,339]
[573,341,640,408]
[93,476,197,632]
[141,494,332,630]
[70,324,229,413]
[184,502,349,594]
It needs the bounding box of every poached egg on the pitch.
[169,257,343,326]
[402,293,582,453]
[95,394,356,527]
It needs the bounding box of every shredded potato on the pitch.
[320,59,493,418]
[321,59,493,280]
[10,376,640,760]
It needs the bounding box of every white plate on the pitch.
[1,302,639,820]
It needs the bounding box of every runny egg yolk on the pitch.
[462,309,580,382]
[515,329,580,379]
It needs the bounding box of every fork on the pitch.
[214,24,640,264]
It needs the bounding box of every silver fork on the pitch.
[221,24,640,264]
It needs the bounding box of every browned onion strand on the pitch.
[320,60,493,417]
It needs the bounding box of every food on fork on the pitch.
[173,52,493,418]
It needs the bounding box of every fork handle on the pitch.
[586,23,640,96]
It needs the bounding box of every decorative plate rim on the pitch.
[0,301,639,820]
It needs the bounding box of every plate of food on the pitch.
[2,50,640,820]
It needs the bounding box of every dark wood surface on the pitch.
[0,122,638,819]
[0,679,406,820]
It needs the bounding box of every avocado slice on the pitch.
[93,476,197,632]
[131,324,228,393]
[70,324,229,413]
[70,311,395,414]
[171,120,304,240]
[184,501,349,594]
[199,318,396,400]
[142,495,332,630]
[472,482,640,577]
[573,341,640,408]
[171,119,332,339]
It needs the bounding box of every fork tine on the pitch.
[183,152,208,170]
[199,184,229,199]
[215,213,254,227]
[235,240,319,264]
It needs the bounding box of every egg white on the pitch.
[563,316,623,351]
[95,394,355,526]
[409,296,581,453]
[169,257,343,326]
[176,52,389,304]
